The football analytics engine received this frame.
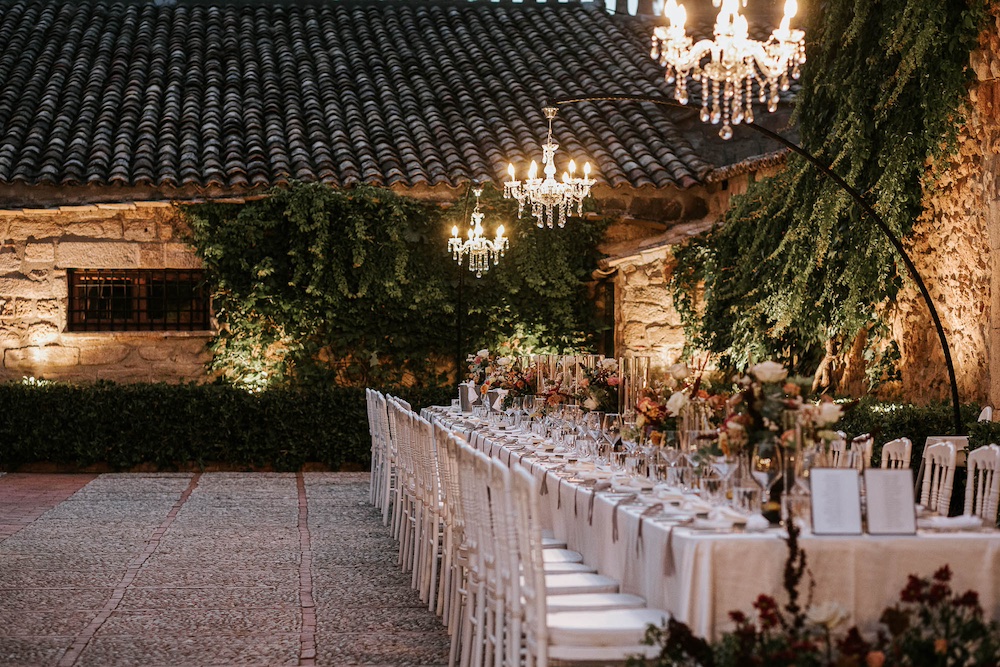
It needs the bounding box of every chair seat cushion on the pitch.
[543,562,597,574]
[542,548,584,564]
[546,608,670,647]
[543,572,619,595]
[546,593,646,612]
[542,536,568,549]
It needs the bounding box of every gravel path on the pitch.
[0,472,449,667]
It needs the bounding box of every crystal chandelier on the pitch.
[504,107,594,228]
[651,0,805,140]
[448,188,509,278]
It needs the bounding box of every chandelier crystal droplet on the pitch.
[651,0,805,140]
[503,107,595,228]
[448,188,509,278]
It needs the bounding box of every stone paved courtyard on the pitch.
[0,472,450,666]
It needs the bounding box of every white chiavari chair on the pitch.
[965,444,1000,525]
[919,441,957,516]
[880,437,912,470]
[848,433,873,470]
[509,464,666,667]
[434,427,462,624]
[389,398,419,570]
[829,438,849,468]
[410,414,444,610]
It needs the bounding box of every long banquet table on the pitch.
[428,407,1000,639]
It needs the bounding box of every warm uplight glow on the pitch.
[651,0,806,139]
[448,187,509,277]
[503,107,595,228]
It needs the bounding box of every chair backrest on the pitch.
[411,414,439,509]
[880,437,912,470]
[965,444,1000,524]
[434,426,460,529]
[849,433,874,470]
[388,398,416,488]
[979,406,994,423]
[510,464,550,665]
[829,438,849,468]
[486,457,518,612]
[454,440,491,583]
[919,442,957,515]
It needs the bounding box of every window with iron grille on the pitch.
[67,269,211,332]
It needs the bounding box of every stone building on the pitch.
[0,0,789,385]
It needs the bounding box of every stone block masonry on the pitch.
[0,203,212,384]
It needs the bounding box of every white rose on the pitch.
[667,362,690,380]
[806,601,848,630]
[750,360,787,384]
[477,349,489,358]
[497,356,511,367]
[815,402,843,426]
[665,391,689,417]
[600,358,618,371]
[584,397,599,411]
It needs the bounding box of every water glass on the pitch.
[701,474,726,505]
[732,486,763,515]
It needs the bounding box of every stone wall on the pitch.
[605,166,783,369]
[871,14,1000,406]
[0,202,211,383]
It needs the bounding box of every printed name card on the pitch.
[810,468,863,535]
[864,469,917,535]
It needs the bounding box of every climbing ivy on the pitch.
[183,183,609,389]
[671,0,987,378]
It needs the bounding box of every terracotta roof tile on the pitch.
[0,0,731,192]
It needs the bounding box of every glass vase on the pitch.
[728,449,765,515]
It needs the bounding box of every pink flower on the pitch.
[607,376,620,386]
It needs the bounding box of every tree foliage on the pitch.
[183,182,609,388]
[672,0,986,378]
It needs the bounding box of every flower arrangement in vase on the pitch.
[576,357,621,412]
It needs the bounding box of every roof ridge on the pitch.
[0,0,615,10]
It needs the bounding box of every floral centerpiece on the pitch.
[466,348,491,385]
[576,357,620,412]
[718,361,797,458]
[633,382,691,445]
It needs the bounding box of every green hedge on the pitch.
[0,382,454,472]
[835,398,981,469]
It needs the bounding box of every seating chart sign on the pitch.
[864,469,917,535]
[810,469,863,535]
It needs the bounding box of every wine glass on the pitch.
[752,445,784,517]
[601,413,622,469]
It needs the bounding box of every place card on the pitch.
[864,469,917,535]
[810,468,863,535]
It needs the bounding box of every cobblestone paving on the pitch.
[0,472,449,666]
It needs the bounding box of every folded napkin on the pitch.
[611,476,653,493]
[578,469,612,481]
[681,497,713,514]
[690,518,732,531]
[745,513,771,532]
[708,505,749,525]
[917,514,984,531]
[652,485,687,503]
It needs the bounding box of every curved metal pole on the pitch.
[553,93,963,435]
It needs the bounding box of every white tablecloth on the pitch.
[431,409,1000,639]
